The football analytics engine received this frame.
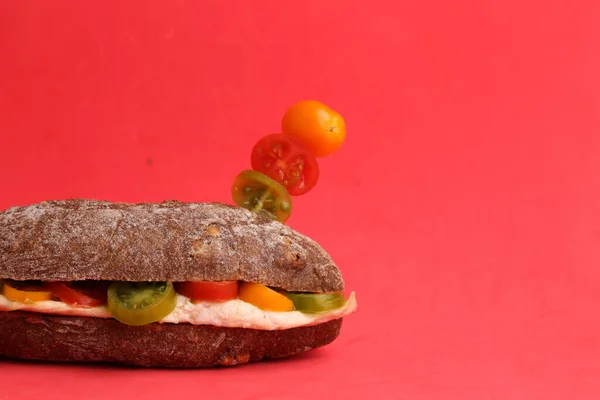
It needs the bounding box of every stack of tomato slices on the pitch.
[1,279,346,326]
[231,100,346,223]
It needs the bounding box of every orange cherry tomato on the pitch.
[238,282,294,312]
[281,100,346,158]
[174,281,239,302]
[3,281,52,303]
[45,281,108,308]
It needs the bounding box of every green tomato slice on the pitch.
[107,281,177,326]
[284,292,346,314]
[231,170,292,223]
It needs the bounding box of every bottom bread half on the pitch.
[0,311,343,367]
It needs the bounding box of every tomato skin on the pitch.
[250,134,319,196]
[2,281,52,303]
[175,281,239,302]
[231,170,293,223]
[282,100,346,158]
[45,282,107,308]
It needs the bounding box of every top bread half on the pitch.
[0,200,343,292]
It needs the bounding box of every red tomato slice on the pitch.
[45,282,108,308]
[174,281,239,302]
[251,133,319,196]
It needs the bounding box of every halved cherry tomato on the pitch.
[284,292,346,314]
[231,170,292,223]
[3,280,52,303]
[282,100,346,158]
[45,281,108,308]
[107,281,177,326]
[238,282,294,312]
[250,133,319,196]
[175,281,239,302]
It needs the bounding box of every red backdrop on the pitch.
[1,1,600,399]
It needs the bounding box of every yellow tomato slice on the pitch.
[239,282,294,312]
[3,281,52,303]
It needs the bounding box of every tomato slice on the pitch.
[3,280,52,303]
[174,281,239,302]
[231,170,293,223]
[284,292,346,314]
[250,133,320,196]
[107,282,177,326]
[238,282,294,312]
[45,281,108,308]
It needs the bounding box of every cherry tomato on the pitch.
[231,170,292,223]
[239,282,294,312]
[175,281,239,302]
[107,281,177,326]
[45,281,108,308]
[281,100,346,158]
[284,291,346,314]
[2,280,52,303]
[250,133,319,196]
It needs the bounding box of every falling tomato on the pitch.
[281,100,346,158]
[250,133,319,196]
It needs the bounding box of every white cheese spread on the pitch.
[0,292,357,330]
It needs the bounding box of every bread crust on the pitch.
[0,200,343,292]
[0,311,343,367]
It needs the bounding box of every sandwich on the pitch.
[0,199,357,367]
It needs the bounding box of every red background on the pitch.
[1,1,600,398]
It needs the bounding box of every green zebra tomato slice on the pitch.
[231,170,292,223]
[284,292,346,314]
[107,281,177,326]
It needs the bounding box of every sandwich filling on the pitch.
[0,292,357,330]
[0,280,357,330]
